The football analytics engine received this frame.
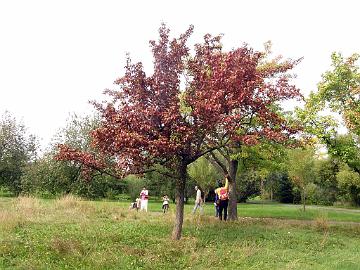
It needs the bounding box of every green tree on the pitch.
[298,52,360,174]
[286,147,316,211]
[312,157,339,205]
[188,156,221,202]
[272,172,294,203]
[124,175,146,201]
[317,52,360,136]
[336,164,360,206]
[0,112,37,195]
[21,113,125,199]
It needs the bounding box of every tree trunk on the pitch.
[171,162,187,240]
[228,159,238,221]
[302,187,306,212]
[260,178,265,199]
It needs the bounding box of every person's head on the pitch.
[142,187,146,190]
[195,186,198,191]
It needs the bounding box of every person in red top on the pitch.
[140,187,149,212]
[215,174,229,221]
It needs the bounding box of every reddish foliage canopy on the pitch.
[56,24,302,178]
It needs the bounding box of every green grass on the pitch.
[1,196,360,269]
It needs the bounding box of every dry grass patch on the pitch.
[54,194,82,209]
[15,195,42,218]
[0,209,21,232]
[314,214,329,232]
[0,196,42,232]
[52,194,96,221]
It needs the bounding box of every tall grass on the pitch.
[1,198,360,269]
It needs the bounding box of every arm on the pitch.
[224,176,229,191]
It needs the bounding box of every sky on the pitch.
[0,0,359,151]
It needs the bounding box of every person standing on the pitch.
[192,186,203,214]
[214,192,220,217]
[162,195,170,213]
[215,175,229,221]
[140,187,149,212]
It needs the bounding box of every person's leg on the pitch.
[144,200,148,212]
[192,203,199,213]
[223,200,229,221]
[218,202,224,220]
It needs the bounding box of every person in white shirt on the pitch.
[192,186,203,214]
[140,187,149,212]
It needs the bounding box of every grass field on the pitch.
[1,196,360,269]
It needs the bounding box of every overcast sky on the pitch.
[0,0,359,150]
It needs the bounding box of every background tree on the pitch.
[298,52,360,173]
[21,113,125,199]
[311,157,339,205]
[0,111,37,195]
[336,164,360,206]
[188,156,221,202]
[271,172,295,203]
[317,52,360,136]
[286,146,316,211]
[57,25,301,239]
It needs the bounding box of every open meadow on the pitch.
[1,196,360,270]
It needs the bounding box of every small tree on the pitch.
[287,147,316,211]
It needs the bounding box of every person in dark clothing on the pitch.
[214,192,220,217]
[215,175,229,221]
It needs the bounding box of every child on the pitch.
[162,195,170,213]
[135,197,141,211]
[129,197,141,211]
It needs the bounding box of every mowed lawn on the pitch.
[1,196,360,270]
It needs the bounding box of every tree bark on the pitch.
[228,159,238,221]
[302,187,306,212]
[172,162,187,240]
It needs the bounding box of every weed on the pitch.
[314,212,329,232]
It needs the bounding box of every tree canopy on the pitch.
[56,24,302,239]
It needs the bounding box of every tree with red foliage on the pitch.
[57,24,301,240]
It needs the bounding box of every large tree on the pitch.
[298,52,360,173]
[57,25,301,239]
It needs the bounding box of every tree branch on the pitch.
[207,151,228,175]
